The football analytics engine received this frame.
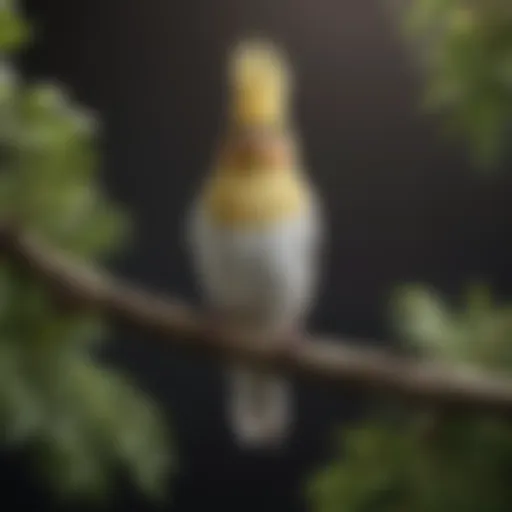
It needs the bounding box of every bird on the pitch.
[187,38,323,449]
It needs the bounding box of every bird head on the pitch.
[227,38,292,130]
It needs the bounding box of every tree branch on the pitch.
[1,223,512,417]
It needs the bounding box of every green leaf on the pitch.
[34,429,111,500]
[403,0,512,167]
[0,60,17,106]
[0,2,171,502]
[0,343,47,445]
[0,0,31,52]
[390,283,454,356]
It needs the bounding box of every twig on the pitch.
[1,223,512,417]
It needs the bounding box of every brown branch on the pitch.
[1,223,512,417]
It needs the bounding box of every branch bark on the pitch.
[1,223,512,417]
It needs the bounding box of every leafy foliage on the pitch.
[391,282,512,369]
[0,0,173,502]
[310,415,512,512]
[402,0,512,168]
[309,3,512,510]
[309,285,512,512]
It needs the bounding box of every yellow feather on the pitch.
[228,39,292,128]
[203,170,309,228]
[203,39,308,228]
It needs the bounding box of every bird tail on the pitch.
[227,365,292,449]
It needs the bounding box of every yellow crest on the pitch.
[228,38,292,128]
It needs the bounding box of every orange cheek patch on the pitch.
[218,133,294,172]
[262,139,293,169]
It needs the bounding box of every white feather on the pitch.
[187,191,322,448]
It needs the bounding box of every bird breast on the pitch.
[202,171,310,230]
[188,196,320,330]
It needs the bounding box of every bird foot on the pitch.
[274,325,306,362]
[203,309,231,343]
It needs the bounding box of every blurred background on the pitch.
[2,0,512,511]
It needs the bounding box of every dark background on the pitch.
[2,0,512,510]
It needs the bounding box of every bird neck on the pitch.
[214,124,298,178]
[202,125,309,228]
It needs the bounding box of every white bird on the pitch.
[187,39,323,448]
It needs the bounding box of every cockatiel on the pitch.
[187,39,323,448]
